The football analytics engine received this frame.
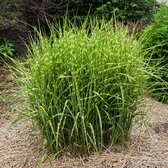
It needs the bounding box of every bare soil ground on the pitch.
[0,67,168,168]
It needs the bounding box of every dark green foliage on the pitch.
[95,0,160,21]
[20,0,160,26]
[62,0,160,22]
[141,6,168,103]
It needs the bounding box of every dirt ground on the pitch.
[0,67,168,168]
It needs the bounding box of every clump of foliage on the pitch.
[95,0,160,21]
[0,39,14,59]
[13,19,149,154]
[141,5,168,103]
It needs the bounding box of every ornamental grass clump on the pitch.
[14,19,148,154]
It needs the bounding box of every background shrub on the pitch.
[13,19,149,154]
[95,0,160,21]
[141,5,168,103]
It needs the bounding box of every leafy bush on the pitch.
[141,5,168,103]
[13,19,149,154]
[95,0,160,22]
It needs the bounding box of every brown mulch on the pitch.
[0,70,168,168]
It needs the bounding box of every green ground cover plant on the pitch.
[12,19,149,154]
[0,39,14,57]
[0,39,14,65]
[141,5,168,103]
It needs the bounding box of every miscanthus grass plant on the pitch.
[12,19,149,154]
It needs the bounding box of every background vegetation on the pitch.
[0,0,28,56]
[141,5,168,103]
[20,0,160,24]
[0,0,160,57]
